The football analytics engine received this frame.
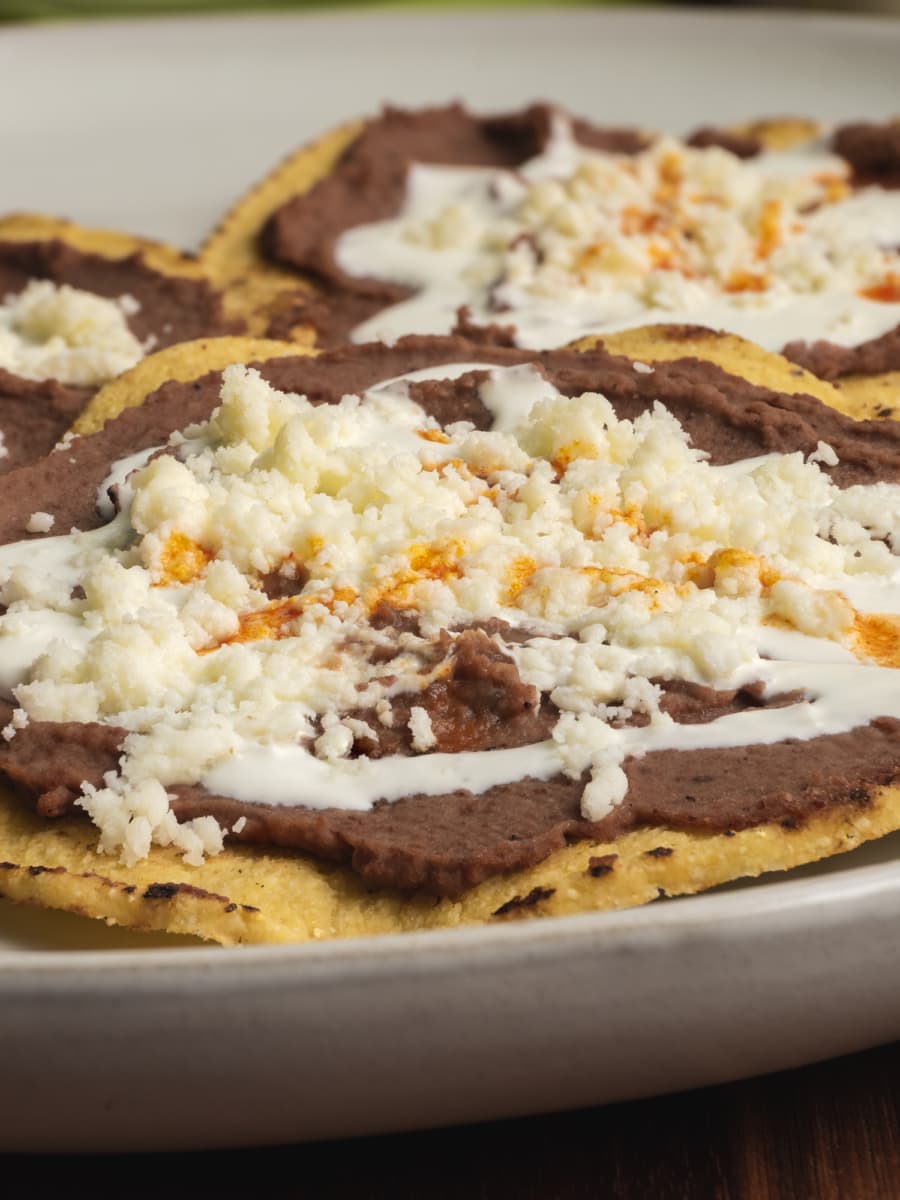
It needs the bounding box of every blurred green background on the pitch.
[0,0,894,21]
[0,0,649,17]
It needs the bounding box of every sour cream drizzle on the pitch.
[203,642,900,816]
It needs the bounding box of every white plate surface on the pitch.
[1,5,899,1152]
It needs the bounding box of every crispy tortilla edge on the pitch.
[0,782,897,946]
[198,120,364,337]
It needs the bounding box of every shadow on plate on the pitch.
[0,900,208,951]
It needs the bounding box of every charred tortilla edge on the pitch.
[0,782,897,945]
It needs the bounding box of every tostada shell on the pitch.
[0,329,897,945]
[200,109,898,396]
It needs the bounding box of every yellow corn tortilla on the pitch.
[833,372,900,423]
[0,212,211,283]
[591,327,900,424]
[583,324,844,409]
[0,330,897,945]
[2,783,898,946]
[1,215,267,445]
[200,121,364,340]
[198,112,899,399]
[729,117,822,151]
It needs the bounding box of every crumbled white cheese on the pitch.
[409,706,437,752]
[551,711,629,820]
[808,440,839,467]
[767,579,854,640]
[0,707,26,743]
[314,721,354,761]
[344,717,378,743]
[78,775,224,868]
[25,511,55,534]
[0,280,145,386]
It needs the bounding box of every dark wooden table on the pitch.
[14,1041,900,1197]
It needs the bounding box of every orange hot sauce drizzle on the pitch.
[859,273,900,304]
[853,613,900,668]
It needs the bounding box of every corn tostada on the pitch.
[202,105,900,415]
[0,328,897,944]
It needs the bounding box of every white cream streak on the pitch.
[201,647,900,817]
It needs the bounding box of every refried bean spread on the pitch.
[0,337,898,895]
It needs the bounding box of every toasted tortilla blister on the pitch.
[0,329,898,945]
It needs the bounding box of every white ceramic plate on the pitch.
[1,6,899,1153]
